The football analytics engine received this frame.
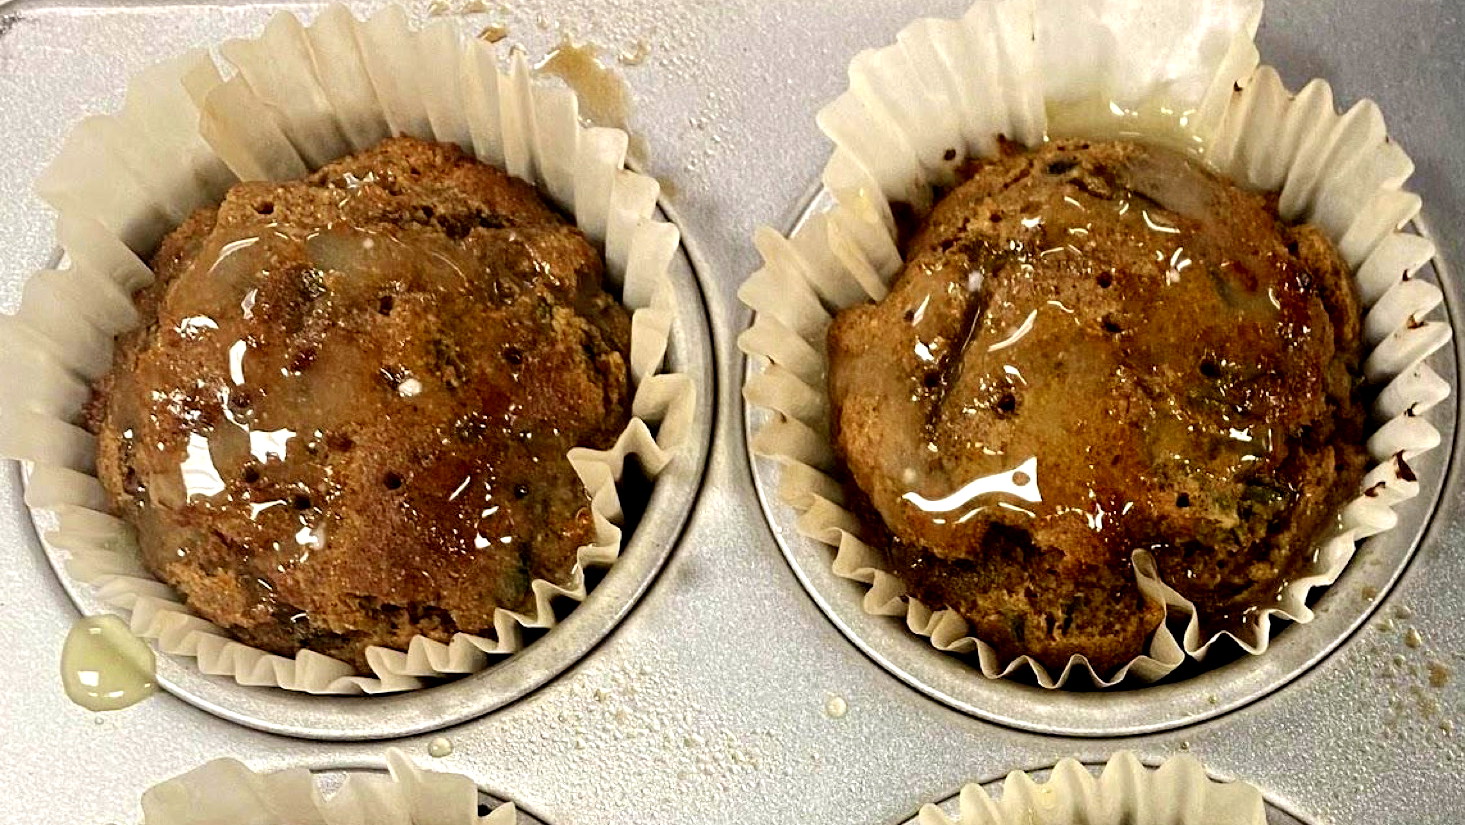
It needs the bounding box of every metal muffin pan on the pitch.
[0,0,1461,823]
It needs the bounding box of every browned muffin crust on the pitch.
[828,139,1367,677]
[87,137,632,673]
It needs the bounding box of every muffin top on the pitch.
[88,137,632,673]
[828,139,1365,673]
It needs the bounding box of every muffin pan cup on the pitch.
[739,0,1453,688]
[0,2,711,702]
[0,0,1462,822]
[140,749,522,825]
[909,752,1266,825]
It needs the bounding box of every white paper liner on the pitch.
[140,748,517,825]
[0,4,698,694]
[917,752,1265,825]
[739,0,1451,686]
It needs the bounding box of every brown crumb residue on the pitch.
[618,40,651,66]
[535,39,631,133]
[1429,661,1452,689]
[479,24,509,43]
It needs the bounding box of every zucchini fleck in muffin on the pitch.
[827,139,1367,675]
[86,136,632,674]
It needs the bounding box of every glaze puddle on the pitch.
[62,615,157,711]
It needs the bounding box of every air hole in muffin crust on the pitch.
[996,392,1018,415]
[922,372,941,389]
[291,494,313,510]
[1096,272,1114,289]
[989,212,1004,224]
[514,483,530,499]
[503,346,524,365]
[443,217,472,240]
[1200,359,1222,379]
[1175,493,1191,508]
[1102,316,1123,334]
[227,391,253,416]
[1046,158,1077,175]
[255,201,274,215]
[383,472,404,491]
[943,148,957,161]
[377,295,394,316]
[241,465,261,485]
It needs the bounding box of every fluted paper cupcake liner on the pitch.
[0,3,697,694]
[739,0,1450,686]
[140,748,515,825]
[917,752,1265,825]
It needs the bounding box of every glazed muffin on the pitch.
[827,139,1367,674]
[86,136,632,673]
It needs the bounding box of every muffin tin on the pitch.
[0,0,1461,822]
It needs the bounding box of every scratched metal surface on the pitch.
[0,1,1461,823]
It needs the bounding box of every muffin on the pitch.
[741,0,1444,688]
[826,139,1367,674]
[85,136,632,673]
[8,4,695,696]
